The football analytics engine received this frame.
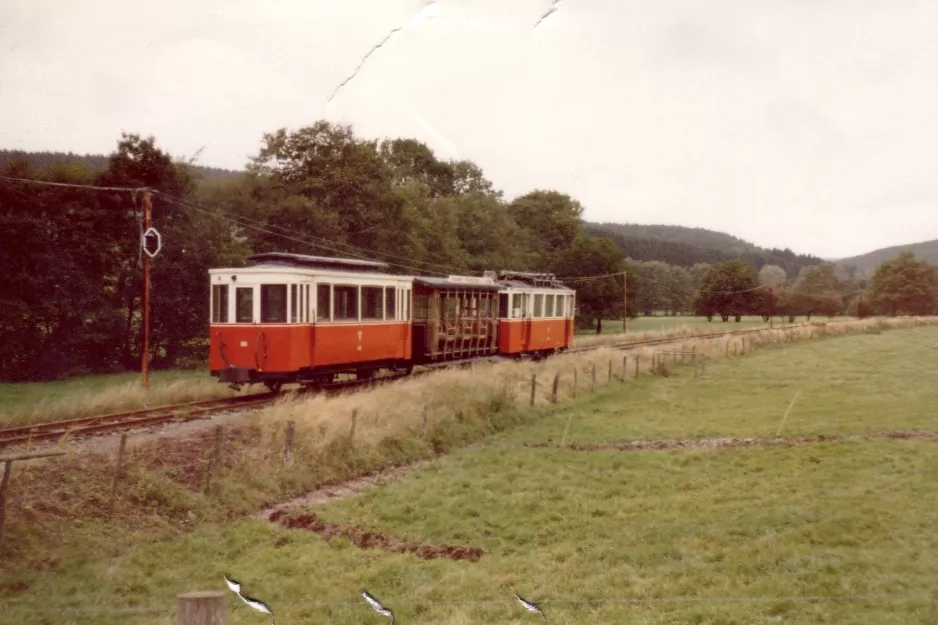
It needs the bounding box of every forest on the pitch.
[2,121,938,382]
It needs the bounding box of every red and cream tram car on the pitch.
[494,271,576,358]
[208,253,576,390]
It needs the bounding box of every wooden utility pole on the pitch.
[141,189,152,389]
[622,271,628,333]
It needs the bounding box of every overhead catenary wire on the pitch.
[151,191,472,277]
[0,174,873,294]
[0,174,146,193]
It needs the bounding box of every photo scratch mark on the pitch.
[328,1,440,104]
[533,0,563,31]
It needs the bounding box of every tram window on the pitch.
[385,287,396,320]
[235,287,254,323]
[261,285,287,323]
[555,294,564,317]
[316,284,331,321]
[334,285,358,321]
[545,294,555,318]
[534,294,544,318]
[290,285,298,323]
[499,293,509,319]
[511,294,522,318]
[211,285,229,323]
[406,289,411,321]
[304,285,310,322]
[363,286,383,320]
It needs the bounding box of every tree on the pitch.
[758,264,787,288]
[868,251,938,316]
[100,133,250,369]
[666,265,695,315]
[508,190,585,266]
[789,263,844,319]
[248,121,405,256]
[696,260,760,322]
[845,293,874,318]
[756,287,780,321]
[378,138,455,198]
[552,235,623,332]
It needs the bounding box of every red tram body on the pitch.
[208,253,576,390]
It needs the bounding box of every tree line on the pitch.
[2,121,937,382]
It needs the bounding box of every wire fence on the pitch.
[6,589,934,623]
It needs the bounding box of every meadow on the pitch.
[3,318,937,624]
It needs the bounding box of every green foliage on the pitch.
[0,134,248,380]
[758,263,787,288]
[868,250,938,316]
[788,263,845,319]
[695,259,760,322]
[550,234,622,327]
[508,189,585,266]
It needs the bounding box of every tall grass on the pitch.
[256,316,938,458]
[0,374,262,428]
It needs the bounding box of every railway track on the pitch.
[567,321,812,354]
[0,373,425,450]
[0,322,814,450]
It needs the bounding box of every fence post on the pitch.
[349,409,358,442]
[573,368,578,398]
[622,356,627,381]
[177,590,227,625]
[0,460,11,546]
[421,406,429,438]
[635,355,639,379]
[591,363,597,392]
[282,421,295,467]
[203,425,224,494]
[530,374,537,406]
[110,434,128,511]
[551,374,559,404]
[608,359,612,382]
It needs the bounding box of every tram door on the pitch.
[521,292,532,351]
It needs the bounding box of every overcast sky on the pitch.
[2,0,938,260]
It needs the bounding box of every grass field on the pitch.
[4,323,938,624]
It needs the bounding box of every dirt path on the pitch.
[255,462,432,520]
[268,508,485,562]
[524,429,938,452]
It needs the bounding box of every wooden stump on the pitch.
[177,590,227,625]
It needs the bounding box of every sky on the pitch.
[3,0,938,260]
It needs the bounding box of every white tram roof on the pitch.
[247,252,391,272]
[414,276,501,292]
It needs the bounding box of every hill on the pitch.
[0,149,242,183]
[585,222,825,278]
[835,238,938,277]
[589,222,760,255]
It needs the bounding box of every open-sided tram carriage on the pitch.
[207,253,576,391]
